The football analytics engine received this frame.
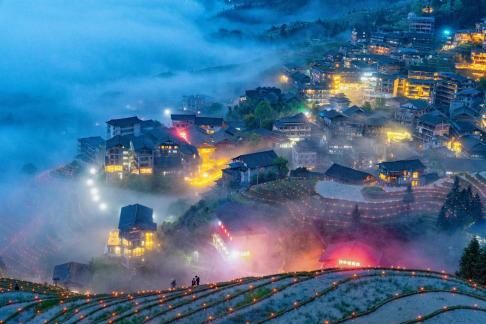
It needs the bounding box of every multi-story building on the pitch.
[221,150,282,188]
[106,116,158,139]
[456,49,486,80]
[449,88,483,118]
[395,99,429,126]
[408,13,435,34]
[433,72,475,112]
[104,127,199,179]
[415,110,450,145]
[403,78,434,101]
[292,140,318,170]
[77,136,105,166]
[106,204,158,259]
[273,113,312,141]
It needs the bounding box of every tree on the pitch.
[351,204,361,225]
[362,101,372,111]
[243,113,258,129]
[254,101,275,129]
[477,246,486,284]
[458,237,481,280]
[437,177,476,231]
[403,184,415,216]
[471,193,483,222]
[273,157,289,178]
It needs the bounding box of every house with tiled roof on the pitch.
[221,150,283,188]
[378,159,426,186]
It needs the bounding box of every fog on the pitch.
[0,0,285,280]
[0,0,468,289]
[0,0,284,175]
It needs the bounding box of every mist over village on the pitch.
[2,0,486,323]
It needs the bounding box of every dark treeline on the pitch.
[437,177,483,232]
[458,237,486,284]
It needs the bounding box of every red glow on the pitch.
[177,130,189,143]
[319,241,381,268]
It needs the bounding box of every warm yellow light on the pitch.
[105,165,123,173]
[279,75,289,83]
[107,230,121,246]
[386,130,412,143]
[139,167,153,175]
[447,138,462,155]
[186,146,229,188]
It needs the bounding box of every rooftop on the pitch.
[106,116,142,127]
[233,150,279,169]
[325,163,374,183]
[118,204,157,233]
[378,159,425,172]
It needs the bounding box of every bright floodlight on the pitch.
[443,29,451,36]
[86,179,94,186]
[89,167,97,175]
[164,108,171,116]
[304,111,310,117]
[99,203,107,211]
[92,195,100,202]
[90,188,99,195]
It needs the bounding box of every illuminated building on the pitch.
[273,113,312,141]
[407,66,439,81]
[52,262,91,290]
[456,50,486,80]
[378,159,425,186]
[195,117,224,135]
[402,78,434,101]
[362,72,396,101]
[394,99,429,126]
[415,110,450,146]
[106,204,158,259]
[171,114,224,135]
[105,135,131,177]
[367,43,391,56]
[104,126,199,178]
[449,29,485,49]
[301,84,331,106]
[433,73,475,111]
[292,140,318,170]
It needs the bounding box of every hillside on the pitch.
[2,268,486,323]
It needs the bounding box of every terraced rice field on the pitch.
[2,268,486,323]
